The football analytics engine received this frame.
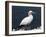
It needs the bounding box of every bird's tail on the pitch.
[17,25,25,30]
[16,26,21,30]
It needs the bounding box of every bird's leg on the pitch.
[24,25,29,30]
[19,25,25,30]
[23,25,27,30]
[21,25,25,30]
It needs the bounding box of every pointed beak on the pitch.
[32,12,36,15]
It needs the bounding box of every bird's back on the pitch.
[20,15,33,25]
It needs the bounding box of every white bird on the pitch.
[20,10,33,26]
[16,10,34,30]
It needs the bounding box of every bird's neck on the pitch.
[28,15,32,16]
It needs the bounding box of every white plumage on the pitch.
[20,10,33,26]
[20,15,33,25]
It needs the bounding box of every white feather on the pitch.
[20,15,33,25]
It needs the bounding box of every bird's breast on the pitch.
[20,15,33,25]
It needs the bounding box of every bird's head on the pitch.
[28,10,32,16]
[28,10,36,16]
